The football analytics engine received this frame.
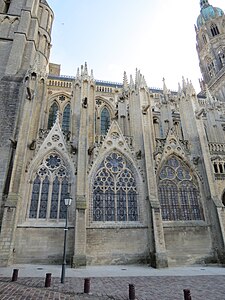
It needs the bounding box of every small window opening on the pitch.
[211,24,220,37]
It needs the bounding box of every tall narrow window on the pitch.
[158,155,204,221]
[211,23,220,37]
[48,103,58,129]
[101,107,110,135]
[62,104,71,133]
[92,152,138,222]
[29,153,69,220]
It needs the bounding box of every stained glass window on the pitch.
[62,104,71,133]
[101,107,110,135]
[29,153,69,220]
[92,152,138,222]
[158,156,204,221]
[48,102,58,129]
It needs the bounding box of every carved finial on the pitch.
[81,65,84,75]
[178,82,182,96]
[123,71,128,90]
[189,80,196,95]
[130,74,134,88]
[163,77,169,95]
[76,67,80,78]
[205,84,214,105]
[84,62,88,75]
[135,68,139,86]
[91,69,94,79]
[182,76,186,91]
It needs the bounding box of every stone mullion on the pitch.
[46,176,53,220]
[114,174,118,222]
[36,179,43,219]
[57,179,62,221]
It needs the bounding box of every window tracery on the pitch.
[62,103,71,133]
[158,156,204,221]
[47,102,58,129]
[29,153,69,220]
[101,107,110,135]
[92,152,138,222]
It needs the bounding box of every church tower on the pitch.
[196,0,225,100]
[0,0,53,265]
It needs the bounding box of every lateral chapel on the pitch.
[1,0,225,267]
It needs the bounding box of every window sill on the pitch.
[17,221,74,228]
[163,220,208,228]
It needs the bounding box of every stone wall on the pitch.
[164,223,212,266]
[14,227,75,264]
[86,227,150,265]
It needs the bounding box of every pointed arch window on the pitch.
[92,152,138,222]
[207,59,215,78]
[211,23,220,37]
[48,102,59,129]
[62,103,71,133]
[29,153,69,220]
[153,118,163,138]
[101,107,110,135]
[158,156,204,221]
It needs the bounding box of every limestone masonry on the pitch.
[1,0,225,268]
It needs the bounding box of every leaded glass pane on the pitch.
[158,155,204,222]
[105,188,115,221]
[29,153,70,221]
[62,104,71,133]
[128,191,138,221]
[39,177,49,218]
[59,177,68,219]
[48,102,58,129]
[101,107,110,135]
[29,176,41,218]
[93,188,104,221]
[117,189,127,221]
[50,177,60,219]
[92,152,138,222]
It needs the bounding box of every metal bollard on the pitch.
[11,269,19,282]
[183,289,192,300]
[45,273,52,288]
[84,278,91,294]
[129,284,136,300]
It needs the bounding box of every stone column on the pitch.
[72,80,88,267]
[140,87,168,268]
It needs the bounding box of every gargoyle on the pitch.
[29,140,36,150]
[195,108,205,119]
[88,145,95,155]
[26,87,33,100]
[70,144,77,155]
[136,150,142,160]
[82,97,88,108]
[142,104,150,115]
[192,156,200,165]
[9,138,17,149]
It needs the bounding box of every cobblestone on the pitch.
[1,275,225,299]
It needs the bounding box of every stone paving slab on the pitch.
[1,275,225,299]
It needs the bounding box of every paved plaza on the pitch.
[1,264,225,299]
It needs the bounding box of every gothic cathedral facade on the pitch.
[1,0,225,268]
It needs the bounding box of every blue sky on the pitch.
[47,0,224,92]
